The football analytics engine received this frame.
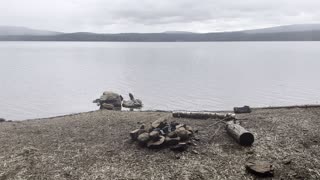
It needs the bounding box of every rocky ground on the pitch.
[0,107,319,180]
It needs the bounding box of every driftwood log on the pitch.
[172,111,235,120]
[234,106,252,114]
[226,121,254,146]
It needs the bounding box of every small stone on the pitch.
[193,137,200,141]
[176,124,185,129]
[170,143,188,152]
[187,141,197,146]
[147,136,165,149]
[149,131,160,140]
[130,129,146,140]
[283,159,292,165]
[151,118,167,129]
[137,133,150,144]
[165,136,181,146]
[178,127,186,131]
[245,160,274,177]
[246,151,254,155]
[176,129,190,141]
[186,130,192,136]
[170,121,179,128]
[19,147,39,156]
[139,124,145,129]
[100,103,114,110]
[191,150,199,154]
[146,126,154,133]
[168,131,178,138]
[185,125,193,133]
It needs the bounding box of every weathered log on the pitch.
[234,106,251,114]
[172,111,235,120]
[226,121,254,146]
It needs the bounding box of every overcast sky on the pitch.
[1,0,320,33]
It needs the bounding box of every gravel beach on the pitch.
[0,107,319,179]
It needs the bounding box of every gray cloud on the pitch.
[1,0,320,33]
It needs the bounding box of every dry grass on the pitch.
[0,107,320,179]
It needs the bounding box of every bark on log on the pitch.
[172,111,235,120]
[226,121,254,146]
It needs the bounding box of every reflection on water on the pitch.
[0,42,320,120]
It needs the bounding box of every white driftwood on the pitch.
[172,111,235,120]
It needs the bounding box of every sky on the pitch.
[1,0,320,33]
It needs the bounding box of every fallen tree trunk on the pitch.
[226,121,254,146]
[234,106,251,114]
[172,111,235,120]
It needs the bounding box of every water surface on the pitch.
[1,42,320,120]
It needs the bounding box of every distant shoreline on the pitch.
[2,24,320,41]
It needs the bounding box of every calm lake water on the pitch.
[1,41,320,120]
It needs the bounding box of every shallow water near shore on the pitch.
[1,41,320,120]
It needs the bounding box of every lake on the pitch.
[1,41,320,120]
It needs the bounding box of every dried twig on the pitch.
[207,118,228,128]
[209,124,223,143]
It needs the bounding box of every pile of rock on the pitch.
[130,118,196,151]
[93,91,143,110]
[93,91,123,110]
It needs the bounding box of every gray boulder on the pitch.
[93,91,123,110]
[246,160,274,177]
[137,133,150,144]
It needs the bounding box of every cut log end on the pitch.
[239,132,254,146]
[226,121,255,146]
